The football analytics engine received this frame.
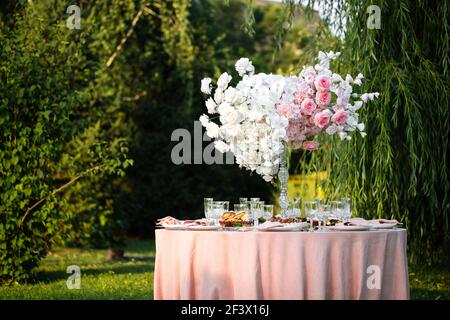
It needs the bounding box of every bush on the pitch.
[0,4,129,284]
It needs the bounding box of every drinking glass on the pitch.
[222,201,230,211]
[322,204,331,227]
[341,197,352,221]
[204,198,213,220]
[289,198,301,219]
[263,205,274,221]
[250,201,263,226]
[250,197,260,203]
[329,200,343,221]
[305,201,318,230]
[234,203,249,214]
[239,198,249,205]
[211,202,225,225]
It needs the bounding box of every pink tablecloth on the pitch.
[154,229,409,300]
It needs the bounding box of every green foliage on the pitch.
[0,2,130,283]
[326,0,450,265]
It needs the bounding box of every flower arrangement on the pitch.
[199,51,379,182]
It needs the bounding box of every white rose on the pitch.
[356,123,365,131]
[205,122,220,138]
[346,116,358,127]
[345,74,353,84]
[235,58,254,76]
[217,72,232,89]
[360,93,369,103]
[224,87,237,103]
[205,97,216,114]
[223,123,240,137]
[200,77,212,94]
[332,73,343,82]
[262,175,273,182]
[353,101,363,110]
[214,89,224,104]
[223,108,238,123]
[214,140,230,153]
[248,110,263,122]
[217,102,231,114]
[199,114,209,127]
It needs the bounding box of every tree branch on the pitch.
[20,165,103,226]
[105,8,144,68]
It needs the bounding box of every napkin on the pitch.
[157,216,182,225]
[257,221,284,230]
[342,218,401,226]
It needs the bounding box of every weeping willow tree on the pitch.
[325,0,450,265]
[245,0,450,265]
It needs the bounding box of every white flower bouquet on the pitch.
[199,51,379,182]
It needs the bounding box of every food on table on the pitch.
[378,219,400,225]
[220,211,252,227]
[157,216,211,227]
[157,216,182,225]
[271,216,306,224]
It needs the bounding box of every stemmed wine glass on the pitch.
[263,205,274,222]
[305,200,318,231]
[250,201,263,226]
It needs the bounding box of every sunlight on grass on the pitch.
[0,240,154,300]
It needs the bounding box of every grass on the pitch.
[0,240,154,300]
[0,239,449,300]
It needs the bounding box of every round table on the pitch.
[154,228,409,300]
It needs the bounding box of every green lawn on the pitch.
[0,240,154,300]
[0,239,449,300]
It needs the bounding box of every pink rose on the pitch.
[302,140,320,151]
[276,103,294,119]
[315,90,331,106]
[331,110,348,125]
[314,109,332,128]
[293,83,310,104]
[300,98,316,115]
[314,75,331,92]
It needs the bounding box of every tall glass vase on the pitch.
[278,142,289,218]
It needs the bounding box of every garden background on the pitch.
[0,0,449,299]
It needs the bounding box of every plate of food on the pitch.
[219,211,253,228]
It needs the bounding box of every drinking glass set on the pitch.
[204,197,352,229]
[304,197,352,228]
[204,197,273,226]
